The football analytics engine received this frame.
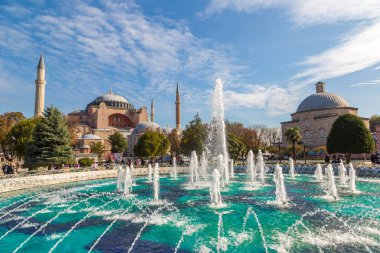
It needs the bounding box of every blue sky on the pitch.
[0,0,379,128]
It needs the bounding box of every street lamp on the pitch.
[274,139,283,163]
[298,141,307,164]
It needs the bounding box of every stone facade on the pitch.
[375,126,380,152]
[281,82,369,148]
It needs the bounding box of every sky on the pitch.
[0,0,379,128]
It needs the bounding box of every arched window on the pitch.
[303,118,310,127]
[319,128,326,138]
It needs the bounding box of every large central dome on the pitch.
[87,90,134,109]
[296,82,350,113]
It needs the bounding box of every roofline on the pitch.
[292,106,358,116]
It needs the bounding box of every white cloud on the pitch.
[204,0,380,86]
[224,83,305,116]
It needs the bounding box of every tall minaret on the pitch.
[175,81,181,130]
[34,53,46,117]
[150,99,155,122]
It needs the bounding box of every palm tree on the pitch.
[285,127,302,162]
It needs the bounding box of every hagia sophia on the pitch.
[33,53,181,162]
[31,53,376,162]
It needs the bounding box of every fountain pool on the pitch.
[0,172,379,253]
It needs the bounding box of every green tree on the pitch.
[227,133,246,161]
[0,112,25,162]
[134,131,169,158]
[24,107,74,169]
[9,117,41,160]
[90,142,105,161]
[180,114,207,156]
[285,127,302,162]
[168,129,182,155]
[369,115,380,132]
[108,131,127,153]
[78,157,94,167]
[327,114,374,162]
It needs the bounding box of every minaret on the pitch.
[34,53,46,117]
[175,81,181,130]
[150,99,155,122]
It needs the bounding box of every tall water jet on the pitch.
[171,157,177,179]
[130,164,135,185]
[116,166,123,191]
[206,78,229,182]
[273,164,288,205]
[230,159,234,178]
[288,157,295,179]
[123,166,133,196]
[217,154,228,187]
[325,164,338,200]
[200,152,207,180]
[153,163,160,202]
[257,150,265,185]
[314,163,324,182]
[349,163,359,193]
[147,164,153,182]
[189,151,200,186]
[247,150,256,187]
[210,169,223,207]
[338,160,347,186]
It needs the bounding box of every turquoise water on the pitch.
[0,174,379,253]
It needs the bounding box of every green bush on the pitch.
[78,158,94,167]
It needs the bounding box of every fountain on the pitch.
[289,157,295,179]
[247,150,256,187]
[325,164,338,200]
[314,163,324,182]
[189,151,200,186]
[257,150,266,185]
[206,78,229,185]
[210,169,223,207]
[200,152,207,180]
[171,157,177,179]
[116,166,123,191]
[123,167,133,196]
[147,164,152,182]
[349,163,359,194]
[153,163,160,202]
[338,160,347,186]
[273,164,289,206]
[230,159,234,178]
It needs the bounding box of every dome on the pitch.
[132,122,160,135]
[87,90,134,109]
[93,93,128,104]
[296,93,349,113]
[80,134,102,140]
[296,82,350,113]
[162,126,173,135]
[79,144,91,149]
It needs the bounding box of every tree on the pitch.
[78,157,94,167]
[327,114,374,162]
[108,131,127,153]
[180,114,207,156]
[9,117,41,160]
[134,131,169,158]
[369,115,380,132]
[24,107,74,169]
[168,129,182,155]
[227,133,246,161]
[90,142,105,161]
[0,112,25,162]
[67,115,80,147]
[285,127,302,162]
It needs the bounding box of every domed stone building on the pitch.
[281,82,369,147]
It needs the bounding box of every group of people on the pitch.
[1,164,14,174]
[370,153,380,164]
[324,154,347,164]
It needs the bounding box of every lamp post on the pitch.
[274,139,283,163]
[298,141,307,164]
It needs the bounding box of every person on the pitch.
[324,155,330,164]
[332,154,337,163]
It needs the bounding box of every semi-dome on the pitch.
[296,82,350,113]
[132,122,160,135]
[80,134,102,140]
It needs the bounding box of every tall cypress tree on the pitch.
[25,106,74,169]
